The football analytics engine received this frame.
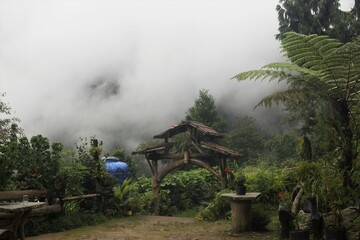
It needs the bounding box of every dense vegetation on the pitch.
[1,0,359,237]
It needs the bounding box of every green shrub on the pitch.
[251,204,272,231]
[127,176,152,214]
[159,168,221,215]
[197,189,232,221]
[25,213,108,236]
[242,164,287,203]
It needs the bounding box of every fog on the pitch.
[0,0,326,150]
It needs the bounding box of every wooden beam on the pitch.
[63,194,100,201]
[0,190,48,201]
[147,153,214,160]
[191,141,204,153]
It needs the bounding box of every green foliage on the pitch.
[113,178,132,204]
[198,191,272,231]
[159,168,221,215]
[264,131,298,164]
[101,178,133,216]
[186,89,226,132]
[74,137,109,194]
[197,189,232,221]
[127,176,152,214]
[242,164,288,203]
[0,125,21,190]
[290,161,321,197]
[58,149,87,196]
[171,131,192,153]
[64,200,81,214]
[111,177,153,216]
[0,133,63,195]
[276,0,359,43]
[0,93,21,144]
[313,160,347,225]
[0,93,23,189]
[25,213,108,236]
[233,171,246,185]
[233,32,360,189]
[251,204,273,231]
[225,116,264,165]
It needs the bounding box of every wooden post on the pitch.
[220,157,227,189]
[221,193,261,233]
[231,200,252,232]
[151,160,160,215]
[184,151,190,164]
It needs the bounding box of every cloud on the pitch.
[0,0,284,151]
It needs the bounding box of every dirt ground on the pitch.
[27,215,279,240]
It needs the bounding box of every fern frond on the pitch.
[254,90,318,109]
[264,62,321,78]
[282,32,342,70]
[232,68,304,85]
[321,39,360,101]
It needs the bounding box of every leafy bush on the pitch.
[197,189,232,221]
[110,176,153,215]
[159,168,221,215]
[251,204,272,231]
[58,149,88,197]
[242,164,287,203]
[25,213,108,236]
[113,168,221,216]
[197,192,272,231]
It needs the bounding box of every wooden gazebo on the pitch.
[132,120,240,215]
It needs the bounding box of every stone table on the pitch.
[0,202,45,240]
[221,192,261,233]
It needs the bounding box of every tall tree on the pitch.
[186,89,226,132]
[233,32,360,188]
[276,0,360,43]
[0,93,21,143]
[225,116,264,165]
[0,94,23,189]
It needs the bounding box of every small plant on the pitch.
[234,172,246,186]
[234,171,246,195]
[114,178,132,202]
[251,204,272,231]
[96,172,117,188]
[197,189,232,221]
[314,161,346,236]
[291,161,321,198]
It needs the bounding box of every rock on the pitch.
[298,211,312,231]
[322,207,360,240]
[341,207,360,240]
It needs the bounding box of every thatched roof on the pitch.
[153,120,224,139]
[132,142,173,155]
[201,141,241,157]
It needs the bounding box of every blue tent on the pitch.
[104,156,129,184]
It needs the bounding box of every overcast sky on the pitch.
[0,0,355,151]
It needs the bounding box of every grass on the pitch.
[174,208,199,218]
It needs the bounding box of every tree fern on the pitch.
[232,32,360,188]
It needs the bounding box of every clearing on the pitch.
[27,215,279,240]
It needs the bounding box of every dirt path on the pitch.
[27,215,278,240]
